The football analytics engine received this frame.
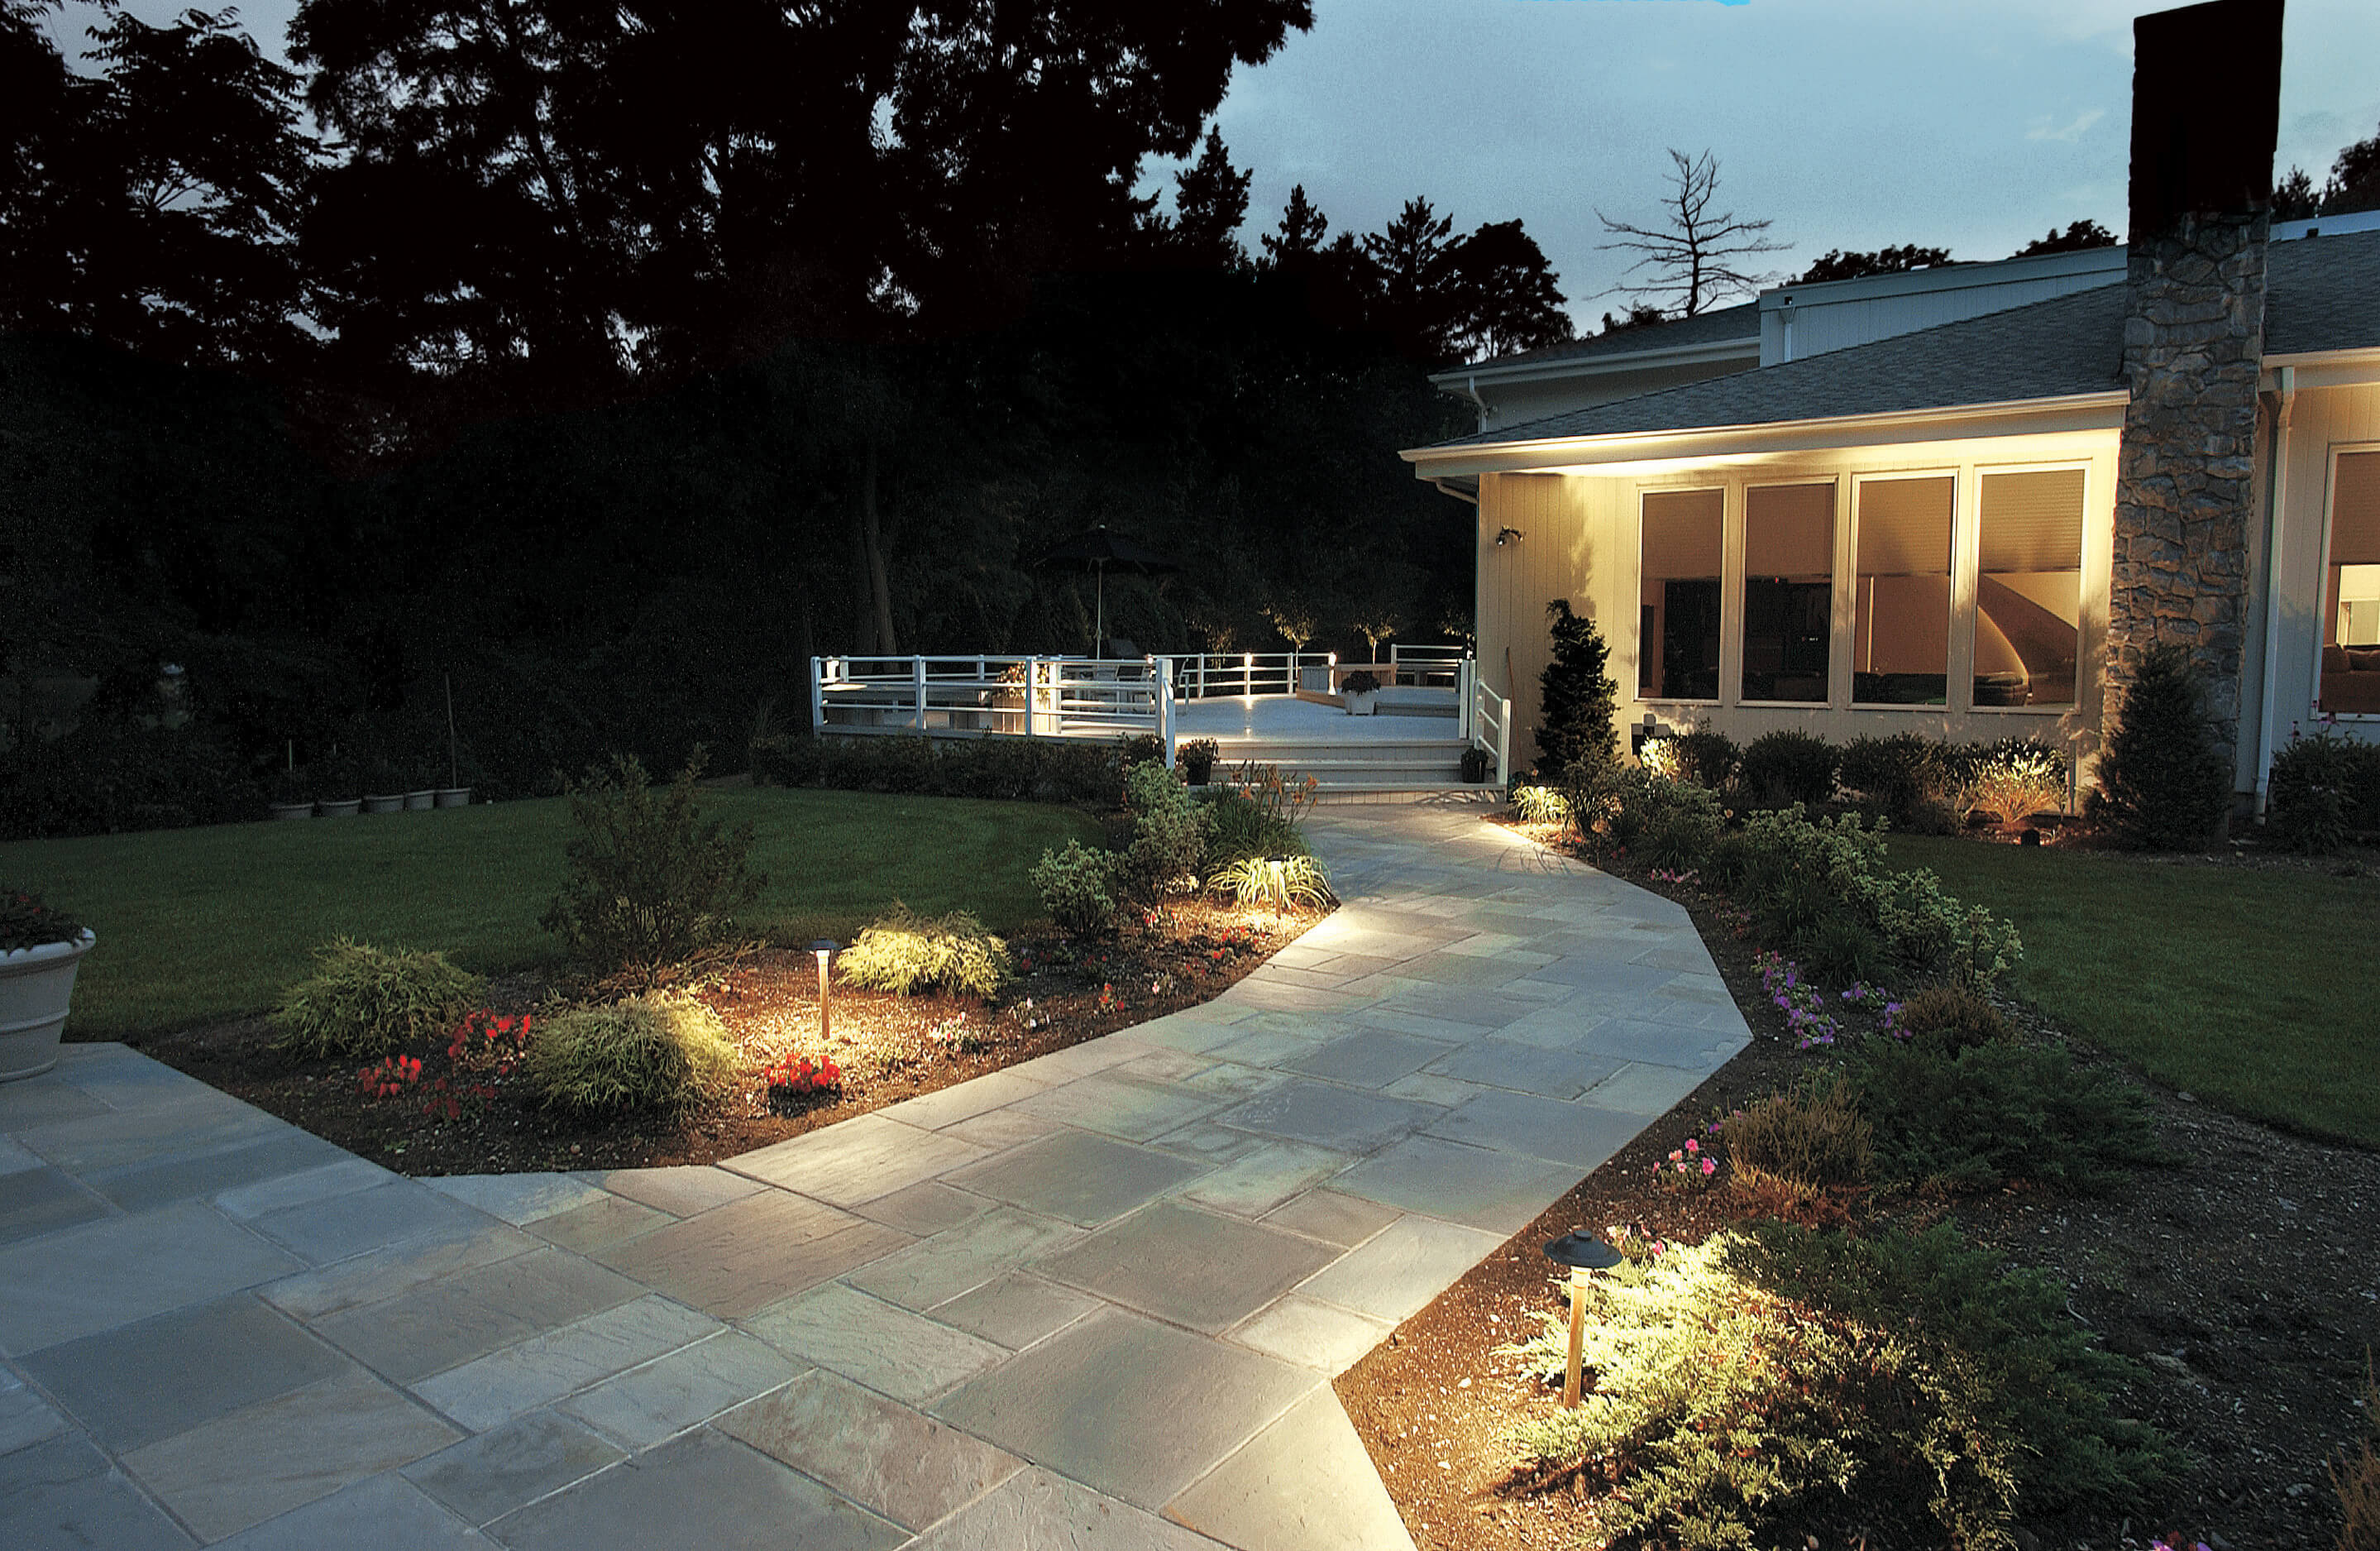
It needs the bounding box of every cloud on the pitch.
[2026,108,2107,142]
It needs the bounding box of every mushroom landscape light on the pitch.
[1541,1231,1623,1409]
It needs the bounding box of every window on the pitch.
[2320,450,2380,715]
[1740,482,1834,702]
[1973,468,2084,707]
[1640,489,1723,699]
[1852,475,1954,705]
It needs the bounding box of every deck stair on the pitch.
[1205,735,1490,796]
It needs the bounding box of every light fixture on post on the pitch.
[1541,1231,1623,1409]
[810,940,839,1043]
[1494,527,1523,548]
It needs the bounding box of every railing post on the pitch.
[1496,693,1512,788]
[1242,653,1252,698]
[1459,656,1474,743]
[1155,657,1176,768]
[810,657,825,733]
[912,657,928,731]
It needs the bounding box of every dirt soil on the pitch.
[1336,827,2380,1551]
[117,900,1317,1175]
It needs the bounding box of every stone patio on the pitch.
[0,802,1747,1549]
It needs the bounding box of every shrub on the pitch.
[1847,1035,2167,1194]
[1894,982,2010,1052]
[835,905,1012,998]
[269,939,485,1060]
[1838,731,1939,811]
[1200,763,1319,873]
[1960,736,2070,826]
[1208,854,1336,912]
[525,992,740,1114]
[1503,1223,2170,1550]
[0,887,85,951]
[2337,1358,2380,1551]
[1740,727,1839,807]
[1647,722,1739,791]
[1507,783,1570,827]
[539,750,765,987]
[2086,644,2231,849]
[1120,761,1207,903]
[1178,738,1220,785]
[1341,668,1380,694]
[1718,1076,1872,1197]
[1117,732,1165,771]
[1533,599,1618,780]
[1034,840,1122,936]
[2268,725,2380,854]
[1567,766,1723,871]
[0,718,261,840]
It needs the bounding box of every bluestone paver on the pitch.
[724,1113,988,1207]
[1034,1201,1336,1335]
[0,1199,306,1353]
[425,1172,611,1227]
[311,1245,643,1383]
[557,1328,797,1449]
[716,1370,1025,1532]
[1256,1188,1400,1249]
[0,1432,194,1551]
[743,1281,1006,1403]
[1163,1388,1409,1551]
[410,1295,720,1433]
[843,1204,1083,1311]
[1425,1089,1646,1169]
[1212,1077,1441,1154]
[944,1129,1207,1228]
[902,1466,1221,1551]
[209,1470,491,1550]
[403,1410,627,1527]
[930,1271,1106,1350]
[585,1190,909,1319]
[487,1427,907,1551]
[1173,1140,1354,1218]
[579,1164,765,1218]
[1225,1295,1394,1375]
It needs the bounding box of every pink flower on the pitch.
[1702,1157,1717,1175]
[1684,1139,1699,1153]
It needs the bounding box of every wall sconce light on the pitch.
[810,940,839,1042]
[1542,1231,1623,1408]
[1494,527,1523,548]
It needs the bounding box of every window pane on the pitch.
[1641,489,1723,699]
[1741,482,1833,702]
[2320,451,2380,714]
[1853,476,1954,705]
[1974,469,2083,707]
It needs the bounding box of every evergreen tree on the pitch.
[1535,600,1618,779]
[2085,644,2231,850]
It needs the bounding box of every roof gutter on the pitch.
[2253,365,2297,811]
[1401,390,2131,477]
[1430,334,1759,392]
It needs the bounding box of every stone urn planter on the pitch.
[318,798,363,818]
[361,793,406,814]
[403,789,436,811]
[1341,670,1381,716]
[269,800,315,821]
[0,906,95,1083]
[434,787,472,809]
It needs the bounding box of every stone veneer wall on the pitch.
[2106,208,2269,775]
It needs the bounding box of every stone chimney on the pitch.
[2105,0,2285,782]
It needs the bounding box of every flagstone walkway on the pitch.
[0,801,1747,1549]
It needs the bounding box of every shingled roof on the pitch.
[1430,228,2380,451]
[1446,300,1761,374]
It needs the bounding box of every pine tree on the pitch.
[2085,644,2231,849]
[1535,599,1618,779]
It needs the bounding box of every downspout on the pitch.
[1457,373,1491,434]
[1430,479,1478,506]
[2253,365,2296,811]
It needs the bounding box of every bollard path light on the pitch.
[810,941,839,1044]
[1541,1231,1623,1410]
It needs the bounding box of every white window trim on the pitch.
[2315,439,2380,720]
[1966,457,2095,715]
[1635,482,1728,708]
[1848,467,1962,711]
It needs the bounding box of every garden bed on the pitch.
[120,900,1318,1175]
[1336,835,2380,1551]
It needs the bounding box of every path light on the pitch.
[810,941,839,1042]
[1541,1231,1623,1409]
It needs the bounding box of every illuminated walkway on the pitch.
[0,802,1746,1549]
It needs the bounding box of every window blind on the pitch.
[1642,488,1723,576]
[1744,483,1834,577]
[1979,469,2085,572]
[1857,476,1954,576]
[2334,451,2380,567]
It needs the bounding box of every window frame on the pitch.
[1736,477,1841,707]
[1966,458,2093,716]
[2315,440,2380,721]
[1635,484,1728,707]
[1848,467,1962,712]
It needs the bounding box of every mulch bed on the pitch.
[1336,823,2380,1551]
[116,900,1319,1175]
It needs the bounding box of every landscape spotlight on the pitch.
[1541,1231,1623,1409]
[810,940,839,1042]
[1495,527,1522,547]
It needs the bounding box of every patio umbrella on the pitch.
[1033,524,1182,657]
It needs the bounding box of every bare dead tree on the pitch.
[1595,149,1788,318]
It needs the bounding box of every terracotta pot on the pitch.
[0,931,97,1083]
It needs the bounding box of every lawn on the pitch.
[0,789,1102,1039]
[1890,833,2380,1147]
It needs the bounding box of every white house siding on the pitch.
[1758,251,2125,366]
[1472,429,2121,778]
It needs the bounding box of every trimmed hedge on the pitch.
[751,733,1122,806]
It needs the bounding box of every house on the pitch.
[1405,0,2380,811]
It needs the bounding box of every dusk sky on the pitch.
[55,0,2380,330]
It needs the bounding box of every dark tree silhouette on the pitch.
[2085,645,2231,850]
[1444,219,1570,361]
[1792,244,1952,285]
[1149,127,1253,270]
[1259,184,1330,269]
[1596,149,1786,318]
[2010,219,2118,258]
[2321,122,2380,214]
[1535,600,1618,779]
[1599,304,1668,334]
[2273,166,2322,220]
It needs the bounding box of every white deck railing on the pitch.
[810,649,1505,780]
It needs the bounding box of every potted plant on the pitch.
[1341,669,1380,716]
[404,755,437,811]
[1,888,95,1082]
[1460,745,1492,783]
[269,768,315,821]
[361,755,408,814]
[1179,738,1220,786]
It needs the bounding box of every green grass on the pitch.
[0,789,1101,1038]
[1890,833,2380,1147]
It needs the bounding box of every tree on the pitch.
[2273,166,2322,220]
[1443,218,1570,361]
[1596,149,1785,318]
[2084,645,2230,850]
[1599,304,1667,334]
[1259,184,1330,270]
[1535,600,1618,779]
[1792,244,1951,285]
[1148,126,1252,269]
[2010,219,2117,258]
[1362,196,1457,357]
[2322,122,2380,214]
